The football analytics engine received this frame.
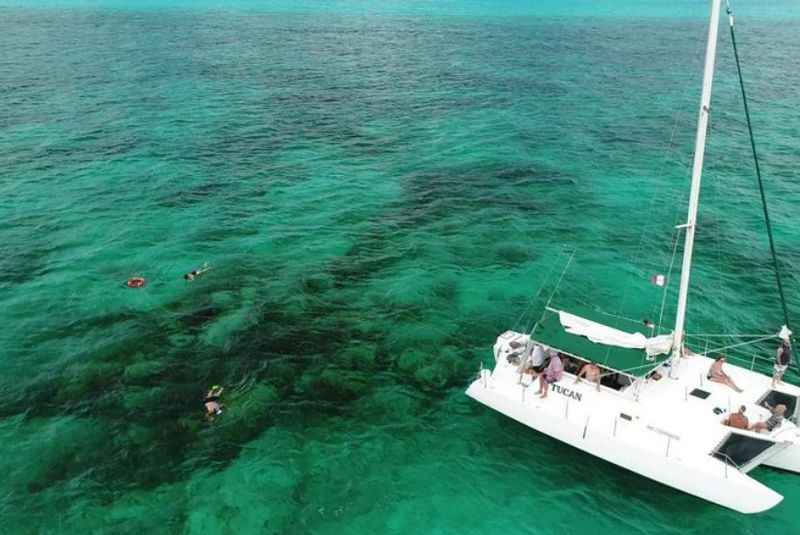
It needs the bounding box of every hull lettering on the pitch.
[552,383,582,402]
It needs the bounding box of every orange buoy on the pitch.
[127,277,146,288]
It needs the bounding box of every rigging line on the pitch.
[608,31,704,327]
[656,226,681,335]
[726,1,796,367]
[686,332,777,338]
[552,296,650,327]
[652,20,712,332]
[530,249,576,337]
[656,112,702,334]
[512,247,566,332]
[703,334,777,355]
[631,108,685,259]
[691,344,775,366]
[649,18,712,334]
[690,338,774,360]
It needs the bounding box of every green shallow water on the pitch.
[2,1,800,533]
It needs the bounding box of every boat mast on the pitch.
[672,0,723,359]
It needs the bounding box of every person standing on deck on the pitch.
[773,338,792,387]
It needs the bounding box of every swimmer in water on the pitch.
[126,276,146,288]
[184,262,211,281]
[204,385,224,420]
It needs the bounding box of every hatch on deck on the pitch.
[712,432,775,469]
[758,390,798,421]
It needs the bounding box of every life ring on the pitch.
[127,277,146,288]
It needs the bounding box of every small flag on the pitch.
[650,274,666,287]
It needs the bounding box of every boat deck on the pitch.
[469,330,800,512]
[489,331,800,469]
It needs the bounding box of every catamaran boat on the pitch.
[466,0,800,514]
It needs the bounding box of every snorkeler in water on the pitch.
[184,262,211,281]
[126,276,146,288]
[204,385,224,420]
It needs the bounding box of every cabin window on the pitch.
[711,433,774,467]
[758,390,798,420]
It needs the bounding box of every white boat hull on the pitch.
[467,376,784,514]
[762,438,800,473]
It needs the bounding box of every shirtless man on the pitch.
[724,405,749,430]
[707,356,743,393]
[575,362,602,391]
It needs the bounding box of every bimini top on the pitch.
[532,307,673,376]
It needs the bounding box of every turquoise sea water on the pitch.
[2,1,800,533]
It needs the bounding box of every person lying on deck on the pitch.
[537,352,563,399]
[575,362,602,391]
[750,404,786,434]
[707,356,743,393]
[724,405,749,430]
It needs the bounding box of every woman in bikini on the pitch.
[707,356,743,393]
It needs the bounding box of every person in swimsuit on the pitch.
[707,356,743,393]
[724,405,749,430]
[773,339,792,387]
[750,404,786,433]
[575,362,602,391]
[537,352,563,399]
[126,276,146,288]
[185,262,211,281]
[204,385,224,420]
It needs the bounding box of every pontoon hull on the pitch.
[763,440,800,473]
[466,378,783,514]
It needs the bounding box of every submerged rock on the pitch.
[335,343,378,371]
[123,359,168,385]
[299,368,369,402]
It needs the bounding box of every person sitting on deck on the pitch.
[519,343,546,385]
[773,339,792,387]
[528,343,546,372]
[724,405,749,430]
[537,351,563,399]
[750,404,786,434]
[707,356,743,393]
[575,362,602,391]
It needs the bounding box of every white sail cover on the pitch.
[558,310,672,357]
